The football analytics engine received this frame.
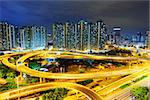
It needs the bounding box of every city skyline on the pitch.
[0,1,150,100]
[0,0,149,34]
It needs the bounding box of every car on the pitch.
[39,68,48,72]
[34,68,40,70]
[17,61,23,64]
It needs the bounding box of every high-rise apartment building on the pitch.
[19,28,26,49]
[147,31,150,49]
[52,20,107,51]
[14,26,21,48]
[0,22,16,50]
[131,32,146,47]
[0,22,47,50]
[53,23,65,49]
[76,20,89,51]
[90,20,106,51]
[107,32,115,44]
[20,26,47,49]
[113,27,121,45]
[64,22,76,50]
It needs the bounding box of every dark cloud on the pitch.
[0,0,149,34]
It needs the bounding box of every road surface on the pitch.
[0,82,103,100]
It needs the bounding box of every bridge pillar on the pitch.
[17,90,20,100]
[20,72,23,80]
[43,78,46,82]
[40,77,42,83]
[39,96,43,100]
[18,97,20,100]
[20,72,22,76]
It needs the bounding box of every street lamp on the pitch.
[16,62,20,100]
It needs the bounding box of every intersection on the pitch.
[0,50,149,100]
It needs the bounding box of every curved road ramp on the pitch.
[0,82,103,100]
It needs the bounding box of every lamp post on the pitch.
[16,63,20,100]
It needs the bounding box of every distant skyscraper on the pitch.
[52,23,65,49]
[20,26,47,49]
[19,28,26,49]
[131,32,146,47]
[14,26,20,48]
[147,31,150,49]
[0,22,16,50]
[90,20,106,50]
[64,22,76,50]
[107,32,115,44]
[76,20,89,51]
[113,27,121,45]
[47,33,53,47]
[137,32,146,43]
[52,20,107,51]
[0,22,47,50]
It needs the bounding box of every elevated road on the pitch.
[46,51,139,61]
[64,68,150,100]
[98,68,150,96]
[1,51,146,79]
[2,57,143,79]
[0,50,150,100]
[104,74,150,100]
[0,82,103,100]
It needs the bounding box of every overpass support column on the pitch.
[20,72,23,80]
[20,72,22,76]
[40,77,42,83]
[43,78,46,82]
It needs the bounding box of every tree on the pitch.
[30,78,38,83]
[77,79,93,85]
[35,97,39,100]
[79,69,85,73]
[42,94,46,100]
[6,72,16,78]
[41,88,69,100]
[131,86,149,100]
[3,78,17,90]
[83,59,94,68]
[0,70,4,78]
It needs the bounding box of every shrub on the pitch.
[77,79,93,85]
[131,86,149,100]
[79,69,85,73]
[120,83,131,89]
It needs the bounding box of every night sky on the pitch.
[0,0,149,34]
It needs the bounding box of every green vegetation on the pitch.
[40,88,69,100]
[0,63,3,66]
[133,76,147,83]
[0,78,17,92]
[0,65,17,79]
[83,59,94,68]
[120,76,148,89]
[9,57,15,63]
[0,65,18,92]
[120,83,131,89]
[97,49,132,56]
[131,86,149,100]
[95,60,127,67]
[19,82,29,87]
[26,75,39,84]
[77,79,93,86]
[35,97,39,100]
[79,69,85,73]
[115,63,122,67]
[29,62,41,70]
[13,56,20,60]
